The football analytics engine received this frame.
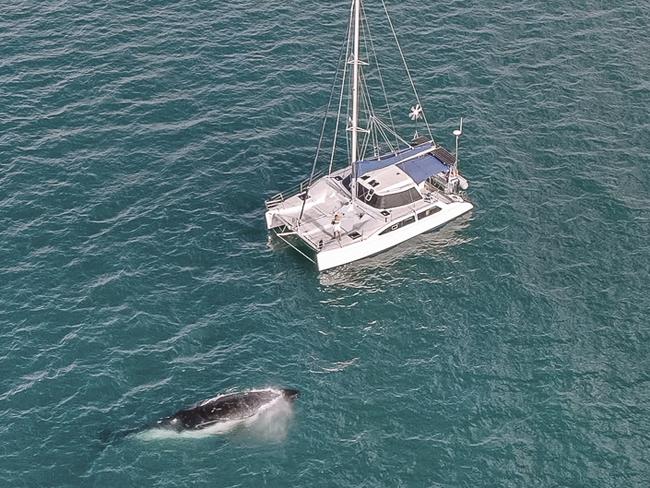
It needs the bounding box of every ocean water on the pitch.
[1,1,649,486]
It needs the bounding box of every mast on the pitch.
[350,0,361,200]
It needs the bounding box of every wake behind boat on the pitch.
[265,0,473,271]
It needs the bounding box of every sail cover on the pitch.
[355,143,435,178]
[397,154,449,184]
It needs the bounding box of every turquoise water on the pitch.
[1,1,649,486]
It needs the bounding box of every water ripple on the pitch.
[1,0,649,486]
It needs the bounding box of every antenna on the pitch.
[453,117,463,173]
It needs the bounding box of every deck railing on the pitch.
[264,170,325,210]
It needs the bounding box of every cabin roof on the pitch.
[359,165,414,195]
[356,143,435,178]
[397,154,449,184]
[356,142,450,187]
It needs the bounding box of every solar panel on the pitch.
[433,147,455,166]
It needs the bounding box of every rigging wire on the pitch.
[361,1,399,148]
[374,119,394,151]
[344,0,357,167]
[301,0,435,224]
[358,68,375,159]
[379,0,434,143]
[371,116,380,157]
[297,18,351,223]
[375,117,411,147]
[329,5,354,174]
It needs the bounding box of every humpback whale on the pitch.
[156,388,299,432]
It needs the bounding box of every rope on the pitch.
[362,1,399,148]
[298,21,350,223]
[371,117,380,156]
[375,117,411,148]
[374,120,392,151]
[328,22,352,174]
[380,0,434,142]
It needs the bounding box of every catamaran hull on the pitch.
[316,200,473,271]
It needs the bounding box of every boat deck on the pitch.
[270,174,453,252]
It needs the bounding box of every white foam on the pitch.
[236,397,294,443]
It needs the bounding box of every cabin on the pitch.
[341,142,453,210]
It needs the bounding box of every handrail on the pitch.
[266,170,326,209]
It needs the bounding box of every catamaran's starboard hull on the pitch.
[314,199,472,271]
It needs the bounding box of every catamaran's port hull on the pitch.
[315,200,472,270]
[268,199,473,271]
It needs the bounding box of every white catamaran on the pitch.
[265,0,473,271]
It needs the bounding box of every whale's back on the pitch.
[161,389,283,430]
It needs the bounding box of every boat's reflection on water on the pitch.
[318,213,475,289]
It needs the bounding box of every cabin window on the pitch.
[417,206,441,220]
[378,187,422,208]
[358,185,421,209]
[342,176,423,210]
[379,215,416,235]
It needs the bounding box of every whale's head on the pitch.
[281,388,300,402]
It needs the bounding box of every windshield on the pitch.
[342,176,422,209]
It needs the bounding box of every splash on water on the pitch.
[239,396,295,443]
